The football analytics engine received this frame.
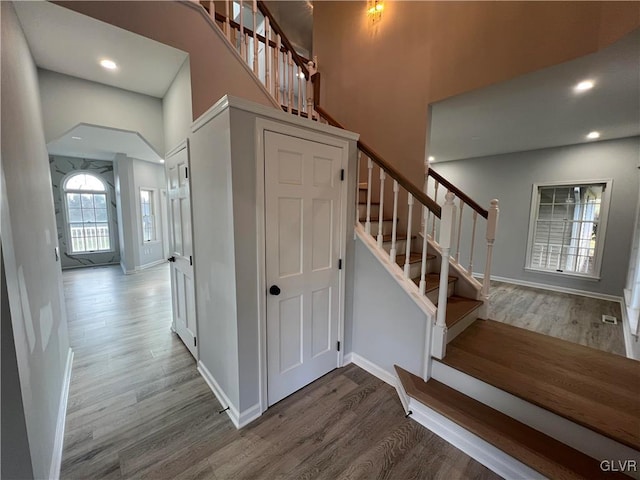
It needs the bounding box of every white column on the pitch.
[482,199,499,299]
[436,192,457,328]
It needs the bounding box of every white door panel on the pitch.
[166,143,197,359]
[265,131,343,406]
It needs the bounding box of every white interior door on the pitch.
[166,143,197,359]
[265,131,343,406]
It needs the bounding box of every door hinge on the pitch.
[194,337,197,347]
[190,255,193,266]
[185,167,189,179]
[337,341,341,352]
[340,169,345,181]
[338,258,342,270]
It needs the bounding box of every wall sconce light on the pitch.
[367,0,384,23]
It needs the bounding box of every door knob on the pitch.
[168,256,176,262]
[269,285,281,296]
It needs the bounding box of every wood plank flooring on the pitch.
[488,280,625,356]
[442,319,640,451]
[61,264,500,480]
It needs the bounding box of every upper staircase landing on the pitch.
[443,318,640,451]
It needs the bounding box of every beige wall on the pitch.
[55,1,276,121]
[313,1,640,184]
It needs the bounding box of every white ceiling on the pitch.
[428,29,640,163]
[47,124,162,163]
[14,1,188,163]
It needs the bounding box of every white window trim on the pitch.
[62,171,115,255]
[525,179,613,280]
[139,187,161,245]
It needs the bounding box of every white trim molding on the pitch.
[621,290,640,360]
[474,273,623,303]
[50,348,74,480]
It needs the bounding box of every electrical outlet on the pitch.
[602,314,617,325]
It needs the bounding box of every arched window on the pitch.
[63,173,112,253]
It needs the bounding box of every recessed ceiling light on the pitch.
[574,80,594,92]
[586,131,600,139]
[71,136,82,140]
[159,159,165,163]
[100,59,117,70]
[428,156,435,162]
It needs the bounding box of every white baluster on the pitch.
[274,35,281,103]
[377,170,386,247]
[431,181,439,238]
[468,211,478,275]
[390,180,399,263]
[244,33,250,63]
[482,199,500,299]
[403,194,414,278]
[297,66,303,116]
[252,0,258,74]
[224,0,231,38]
[264,17,271,94]
[306,60,316,119]
[421,159,429,234]
[208,0,215,20]
[239,0,245,59]
[455,199,464,263]
[437,192,457,328]
[288,52,294,113]
[365,158,373,235]
[356,152,362,226]
[419,204,429,296]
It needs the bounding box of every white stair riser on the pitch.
[431,361,640,469]
[358,203,380,220]
[401,257,436,278]
[383,239,408,255]
[427,281,455,304]
[364,220,395,236]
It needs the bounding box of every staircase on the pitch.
[181,1,640,477]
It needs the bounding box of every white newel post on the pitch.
[482,199,499,301]
[306,59,317,120]
[433,192,456,359]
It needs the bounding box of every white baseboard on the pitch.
[135,259,167,271]
[474,273,623,302]
[50,348,73,480]
[408,399,543,480]
[197,361,261,429]
[348,352,396,386]
[342,352,354,366]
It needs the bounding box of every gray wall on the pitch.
[38,69,165,155]
[1,3,71,478]
[49,155,121,269]
[351,239,428,377]
[163,57,193,154]
[433,136,640,296]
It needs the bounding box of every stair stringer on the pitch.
[392,369,544,480]
[431,360,640,478]
[355,224,436,380]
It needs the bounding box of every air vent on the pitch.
[602,314,618,325]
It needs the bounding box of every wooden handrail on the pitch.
[427,169,488,219]
[315,106,441,218]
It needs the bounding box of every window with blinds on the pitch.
[526,181,612,278]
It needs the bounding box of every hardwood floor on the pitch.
[61,264,499,480]
[488,280,625,356]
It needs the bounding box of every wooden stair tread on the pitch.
[359,216,394,223]
[400,252,436,265]
[395,366,628,480]
[410,274,456,293]
[444,296,483,328]
[381,233,416,242]
[358,201,380,206]
[443,319,640,450]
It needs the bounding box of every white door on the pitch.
[265,131,343,406]
[166,143,197,359]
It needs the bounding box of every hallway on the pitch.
[60,264,499,479]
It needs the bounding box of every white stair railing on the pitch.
[194,0,316,119]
